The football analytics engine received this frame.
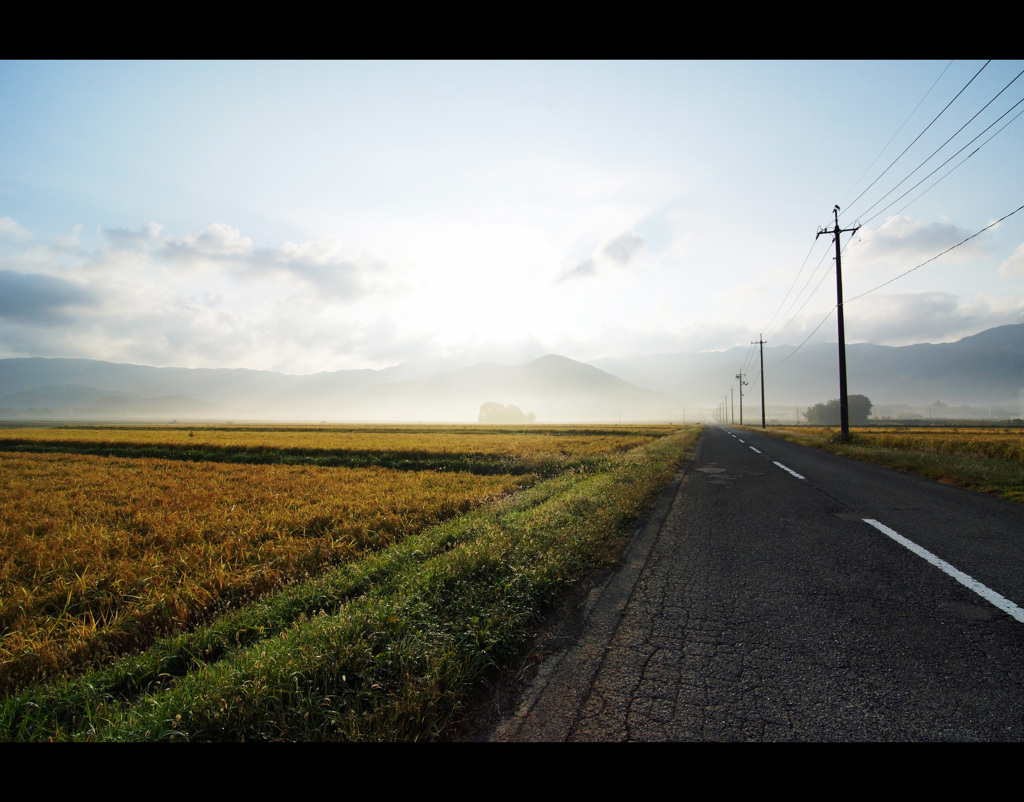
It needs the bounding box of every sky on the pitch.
[1,60,1023,376]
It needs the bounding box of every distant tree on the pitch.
[849,394,873,424]
[804,400,836,425]
[478,402,536,424]
[805,395,872,425]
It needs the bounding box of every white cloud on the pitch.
[95,223,387,301]
[160,223,253,259]
[54,224,84,253]
[850,215,982,268]
[100,222,163,249]
[0,220,404,371]
[1,202,1019,375]
[997,242,1024,278]
[844,291,1024,345]
[0,217,30,243]
[560,257,597,282]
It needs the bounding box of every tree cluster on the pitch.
[478,402,536,424]
[804,394,873,425]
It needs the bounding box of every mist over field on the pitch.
[1,324,1020,423]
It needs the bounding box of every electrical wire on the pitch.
[838,60,954,211]
[850,67,1024,225]
[763,246,834,343]
[765,223,858,345]
[843,61,990,217]
[771,205,1022,368]
[759,239,821,338]
[771,305,837,368]
[845,203,1024,305]
[860,97,1024,228]
[742,63,1018,391]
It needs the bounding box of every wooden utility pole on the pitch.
[735,371,748,425]
[816,206,860,443]
[752,335,766,428]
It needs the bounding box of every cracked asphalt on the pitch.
[486,426,1024,741]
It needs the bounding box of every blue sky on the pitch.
[2,60,1022,374]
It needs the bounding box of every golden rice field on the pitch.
[788,426,1024,462]
[0,424,677,696]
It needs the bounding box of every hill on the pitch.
[2,324,1021,422]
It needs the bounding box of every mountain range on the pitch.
[0,324,1021,423]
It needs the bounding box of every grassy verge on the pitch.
[1,425,701,741]
[751,426,1024,503]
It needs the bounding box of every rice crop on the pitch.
[0,424,680,697]
[0,425,701,741]
[0,451,532,695]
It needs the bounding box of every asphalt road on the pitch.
[489,426,1024,741]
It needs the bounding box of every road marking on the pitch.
[749,446,761,453]
[738,439,745,443]
[863,519,1024,624]
[773,461,805,480]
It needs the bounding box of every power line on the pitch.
[765,226,859,345]
[843,61,990,216]
[771,305,836,368]
[859,95,1024,228]
[845,203,1024,305]
[838,60,954,210]
[850,67,1024,225]
[740,340,758,377]
[771,202,1024,366]
[744,64,1019,409]
[759,239,821,338]
[763,246,834,343]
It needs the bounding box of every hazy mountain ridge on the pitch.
[354,355,677,423]
[0,353,678,423]
[590,324,1024,416]
[1,324,1021,422]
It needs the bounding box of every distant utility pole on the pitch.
[735,371,748,425]
[816,205,860,443]
[752,335,766,428]
[730,388,734,424]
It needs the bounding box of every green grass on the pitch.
[0,425,701,741]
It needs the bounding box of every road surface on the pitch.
[487,426,1024,741]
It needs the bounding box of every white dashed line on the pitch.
[749,446,761,454]
[864,519,1024,623]
[773,461,805,480]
